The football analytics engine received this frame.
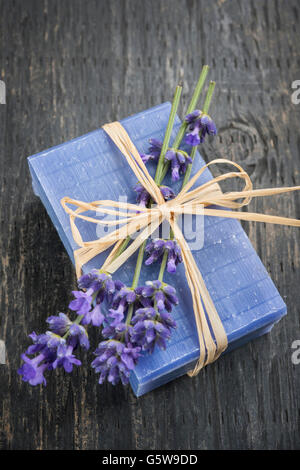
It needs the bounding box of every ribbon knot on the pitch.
[61,121,300,377]
[158,202,174,220]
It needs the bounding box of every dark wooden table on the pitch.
[0,0,299,450]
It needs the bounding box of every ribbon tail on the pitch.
[101,239,127,271]
[203,208,300,226]
[170,220,228,376]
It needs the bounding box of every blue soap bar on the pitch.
[28,102,286,396]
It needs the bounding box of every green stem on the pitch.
[202,81,215,114]
[158,250,168,282]
[159,156,171,184]
[126,239,147,325]
[126,305,134,326]
[158,65,209,184]
[112,236,131,261]
[181,146,197,188]
[154,85,182,184]
[131,240,147,289]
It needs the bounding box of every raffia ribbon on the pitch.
[61,121,300,376]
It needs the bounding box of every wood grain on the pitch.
[0,0,299,450]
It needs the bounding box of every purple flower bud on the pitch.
[69,289,93,316]
[141,285,156,297]
[77,270,115,305]
[185,110,217,146]
[185,109,202,123]
[134,183,151,207]
[148,138,163,157]
[80,303,105,327]
[135,280,178,316]
[185,131,201,147]
[18,330,82,386]
[165,149,193,182]
[130,305,176,354]
[68,323,90,350]
[52,344,81,373]
[91,340,141,385]
[140,138,163,164]
[145,239,182,273]
[46,312,71,336]
[134,183,175,207]
[18,353,48,386]
[160,185,175,200]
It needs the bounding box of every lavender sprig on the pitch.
[181,80,216,188]
[19,69,217,389]
[145,238,182,273]
[158,65,209,184]
[154,85,183,184]
[145,76,217,302]
[18,270,115,386]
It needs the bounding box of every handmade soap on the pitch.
[28,102,286,396]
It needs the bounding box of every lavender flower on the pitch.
[102,286,136,338]
[80,303,105,327]
[134,183,151,207]
[25,331,66,356]
[51,344,82,373]
[185,110,217,146]
[78,269,115,303]
[74,271,116,326]
[69,289,93,316]
[160,185,175,200]
[68,323,90,350]
[140,280,179,313]
[165,149,193,181]
[140,138,163,163]
[18,354,48,386]
[134,183,175,207]
[145,239,182,273]
[19,270,136,388]
[130,307,176,353]
[46,310,90,349]
[101,311,128,339]
[18,331,81,386]
[46,312,71,336]
[110,286,137,314]
[91,340,141,385]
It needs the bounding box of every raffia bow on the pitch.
[61,121,300,376]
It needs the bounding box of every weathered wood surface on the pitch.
[0,0,299,450]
